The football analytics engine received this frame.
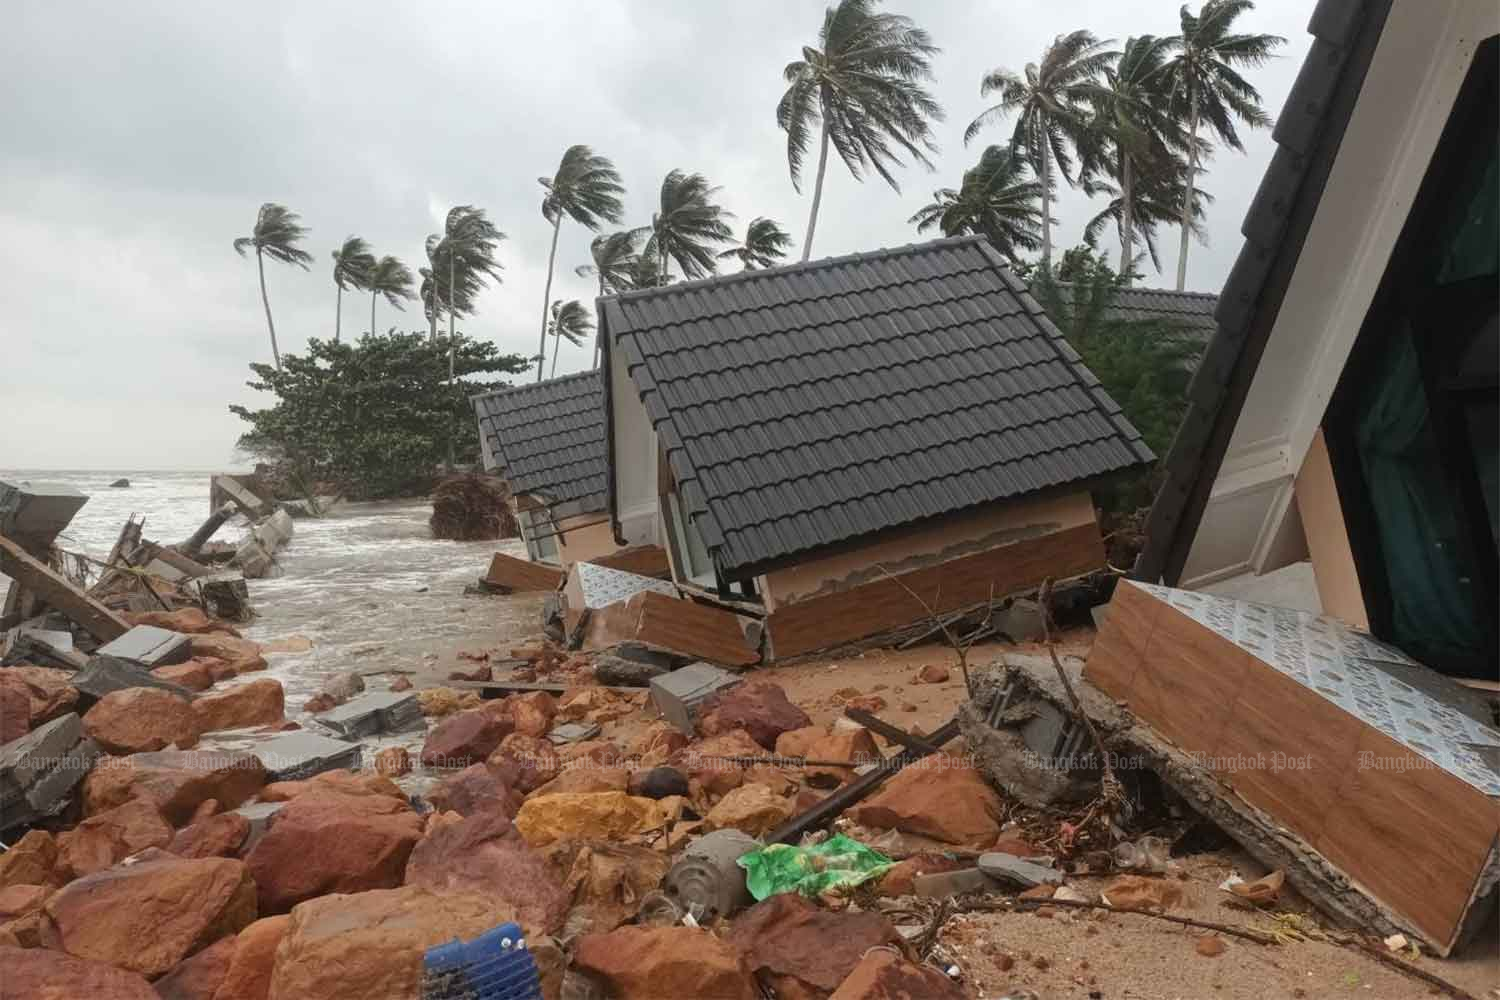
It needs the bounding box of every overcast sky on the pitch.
[0,0,1310,470]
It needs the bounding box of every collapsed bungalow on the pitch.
[472,370,619,570]
[599,234,1155,659]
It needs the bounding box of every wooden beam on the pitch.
[0,533,131,642]
[483,552,565,593]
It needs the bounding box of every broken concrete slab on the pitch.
[252,731,364,782]
[96,625,192,669]
[1,627,87,671]
[649,663,739,735]
[0,713,99,830]
[0,480,88,555]
[195,572,253,623]
[212,475,269,519]
[70,656,197,708]
[314,692,423,739]
[233,508,294,580]
[976,852,1064,888]
[996,598,1046,642]
[547,722,601,745]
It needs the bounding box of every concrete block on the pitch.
[316,692,423,739]
[998,598,1046,642]
[97,625,192,668]
[0,712,83,790]
[71,655,196,707]
[649,662,738,734]
[977,852,1065,888]
[547,722,601,745]
[253,731,363,782]
[0,480,89,552]
[914,867,1000,898]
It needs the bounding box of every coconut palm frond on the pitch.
[718,217,793,270]
[908,143,1044,266]
[234,203,314,268]
[649,170,734,281]
[331,235,376,291]
[541,145,626,230]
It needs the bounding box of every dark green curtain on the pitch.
[1354,328,1488,665]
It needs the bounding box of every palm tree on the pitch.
[426,206,505,367]
[909,143,1044,266]
[1084,159,1213,278]
[778,0,943,261]
[645,170,734,282]
[367,255,415,338]
[233,203,313,369]
[1078,35,1184,283]
[965,31,1116,266]
[330,236,375,343]
[1163,0,1283,289]
[546,300,596,378]
[575,229,647,297]
[718,218,794,271]
[536,146,625,382]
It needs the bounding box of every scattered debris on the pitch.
[649,662,739,734]
[252,731,364,782]
[429,473,518,541]
[315,691,423,738]
[481,551,565,594]
[95,624,192,668]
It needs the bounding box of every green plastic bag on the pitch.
[737,834,894,900]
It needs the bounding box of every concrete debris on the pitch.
[315,691,423,738]
[649,662,738,734]
[70,654,197,708]
[977,851,1065,888]
[232,507,293,579]
[95,624,192,668]
[252,730,364,782]
[0,712,100,830]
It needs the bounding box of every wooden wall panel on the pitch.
[1081,580,1160,703]
[766,521,1105,660]
[1127,602,1251,759]
[590,544,671,579]
[584,590,760,668]
[484,552,564,593]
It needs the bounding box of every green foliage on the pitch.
[909,142,1044,265]
[1033,247,1203,507]
[230,332,529,499]
[646,170,735,280]
[719,217,794,270]
[233,203,314,268]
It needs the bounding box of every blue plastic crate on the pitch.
[421,922,542,1000]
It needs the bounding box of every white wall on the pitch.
[608,345,659,546]
[1182,1,1499,590]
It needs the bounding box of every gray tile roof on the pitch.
[603,234,1155,579]
[471,370,607,518]
[1042,283,1219,344]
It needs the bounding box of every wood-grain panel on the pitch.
[766,521,1105,659]
[590,545,672,579]
[1128,602,1251,759]
[1316,726,1499,950]
[484,552,564,593]
[1082,580,1163,703]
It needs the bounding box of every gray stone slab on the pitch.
[253,731,364,782]
[97,625,192,668]
[649,662,738,734]
[914,868,998,898]
[0,712,84,790]
[0,480,89,549]
[547,722,601,745]
[316,692,423,739]
[71,655,196,705]
[977,852,1065,888]
[24,738,100,813]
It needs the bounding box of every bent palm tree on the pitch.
[330,236,375,343]
[645,170,734,282]
[719,218,793,270]
[233,203,313,369]
[576,229,647,296]
[909,143,1044,266]
[367,255,415,338]
[1078,34,1184,282]
[536,146,625,381]
[426,206,505,364]
[779,0,942,261]
[547,299,596,378]
[965,30,1116,266]
[1084,161,1213,278]
[1163,0,1283,288]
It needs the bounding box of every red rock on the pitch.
[848,753,1003,846]
[731,893,901,993]
[448,664,492,682]
[0,944,158,999]
[244,790,422,913]
[1196,935,1227,957]
[704,783,794,837]
[696,680,812,750]
[671,729,766,798]
[0,677,30,742]
[794,787,825,812]
[629,722,689,762]
[540,765,629,796]
[805,726,882,788]
[56,799,174,879]
[915,663,950,684]
[404,809,567,935]
[389,675,412,692]
[843,694,887,714]
[508,691,557,737]
[420,707,513,768]
[991,834,1039,857]
[191,679,284,734]
[83,687,198,754]
[773,724,825,761]
[154,934,235,1000]
[188,634,266,674]
[215,914,287,1000]
[545,840,672,934]
[40,854,257,978]
[0,830,60,889]
[373,746,412,777]
[557,738,622,767]
[488,732,561,794]
[1101,875,1184,911]
[126,608,240,636]
[427,762,524,818]
[258,769,405,803]
[268,886,517,1000]
[0,883,50,947]
[170,811,251,859]
[878,853,969,896]
[301,693,336,713]
[152,660,215,692]
[82,750,267,825]
[574,926,757,999]
[2,666,79,727]
[205,659,239,683]
[829,948,966,999]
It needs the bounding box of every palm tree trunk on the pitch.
[592,275,605,369]
[370,289,377,338]
[550,337,561,378]
[256,250,281,370]
[537,215,562,383]
[1119,154,1134,285]
[1175,88,1200,291]
[1040,137,1053,268]
[447,252,457,381]
[801,121,831,263]
[334,285,342,344]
